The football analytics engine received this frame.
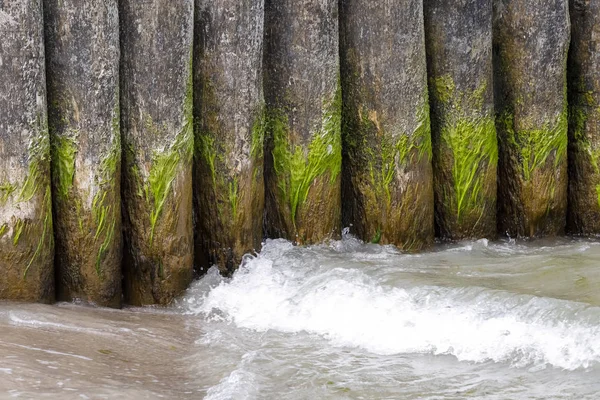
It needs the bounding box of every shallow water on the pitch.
[2,235,600,399]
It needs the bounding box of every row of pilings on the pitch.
[0,0,596,306]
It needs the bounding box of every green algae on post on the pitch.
[50,134,77,199]
[120,0,194,305]
[493,0,569,238]
[567,0,600,234]
[340,0,434,250]
[263,0,342,245]
[147,121,193,246]
[269,86,342,227]
[44,0,122,307]
[0,0,54,303]
[442,117,497,222]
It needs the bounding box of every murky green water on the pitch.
[2,235,600,399]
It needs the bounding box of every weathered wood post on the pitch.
[119,0,194,305]
[0,0,54,302]
[263,0,342,245]
[44,0,122,307]
[567,0,600,234]
[194,0,265,274]
[493,0,570,237]
[424,0,498,240]
[340,0,434,250]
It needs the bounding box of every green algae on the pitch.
[50,89,120,277]
[91,132,121,276]
[228,177,239,220]
[145,71,194,245]
[570,103,600,208]
[1,112,53,280]
[370,228,381,244]
[13,219,25,246]
[251,105,266,160]
[19,122,50,203]
[24,186,53,279]
[470,81,488,110]
[197,133,217,189]
[431,75,455,105]
[269,82,342,225]
[147,130,191,246]
[404,97,432,164]
[364,133,396,206]
[0,183,16,204]
[442,117,497,221]
[95,217,116,276]
[499,108,568,181]
[123,141,144,197]
[429,75,498,222]
[92,191,116,276]
[362,97,432,206]
[570,105,600,172]
[51,134,78,198]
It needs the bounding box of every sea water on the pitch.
[1,235,600,399]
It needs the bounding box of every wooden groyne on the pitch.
[0,0,596,306]
[263,0,342,245]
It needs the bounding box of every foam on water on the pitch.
[203,351,259,400]
[185,239,600,371]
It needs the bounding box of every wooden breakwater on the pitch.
[0,0,595,306]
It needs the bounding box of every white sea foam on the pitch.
[187,240,600,371]
[204,352,259,400]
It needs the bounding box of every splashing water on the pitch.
[3,235,600,398]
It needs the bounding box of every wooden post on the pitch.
[340,0,434,250]
[194,0,265,274]
[120,0,194,305]
[493,0,570,237]
[44,0,122,307]
[425,0,498,240]
[567,0,600,234]
[0,0,54,302]
[263,0,342,245]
